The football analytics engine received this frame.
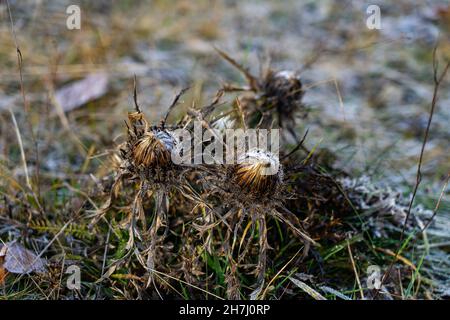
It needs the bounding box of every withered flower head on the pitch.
[233,149,283,195]
[132,129,176,168]
[262,70,304,114]
[215,48,306,130]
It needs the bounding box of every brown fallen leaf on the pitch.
[0,269,6,284]
[0,245,8,284]
[1,241,47,274]
[55,73,109,112]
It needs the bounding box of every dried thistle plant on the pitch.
[216,48,307,136]
[197,148,317,299]
[88,77,347,300]
[90,87,201,284]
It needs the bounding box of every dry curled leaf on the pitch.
[55,73,109,112]
[0,242,47,274]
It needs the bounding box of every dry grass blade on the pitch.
[347,240,364,299]
[289,277,327,300]
[320,286,351,300]
[260,248,303,299]
[8,109,31,190]
[6,0,41,196]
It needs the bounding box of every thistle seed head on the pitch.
[263,70,303,111]
[132,129,176,168]
[274,70,300,82]
[233,149,283,195]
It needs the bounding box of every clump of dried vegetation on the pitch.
[1,1,449,301]
[1,51,448,300]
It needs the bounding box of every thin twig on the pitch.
[400,46,450,242]
[214,46,259,90]
[162,87,190,126]
[281,128,309,160]
[133,75,141,113]
[376,42,450,298]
